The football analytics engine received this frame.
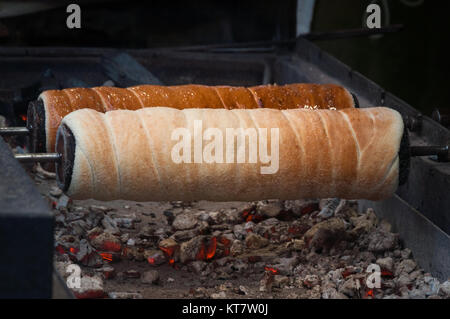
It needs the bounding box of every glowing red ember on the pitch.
[100,252,113,262]
[206,237,217,260]
[264,267,279,274]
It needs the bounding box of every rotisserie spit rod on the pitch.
[12,145,448,164]
[12,146,448,163]
[14,153,62,163]
[0,127,30,136]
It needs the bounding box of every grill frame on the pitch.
[0,39,448,291]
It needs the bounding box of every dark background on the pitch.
[0,0,448,115]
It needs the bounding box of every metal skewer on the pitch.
[14,153,62,163]
[0,127,30,136]
[11,145,448,164]
[410,145,449,162]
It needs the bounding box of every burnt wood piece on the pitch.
[0,137,53,298]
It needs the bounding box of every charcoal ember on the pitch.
[113,217,135,229]
[245,233,269,249]
[141,270,160,285]
[244,221,255,232]
[211,291,227,299]
[408,270,423,282]
[254,217,279,232]
[270,256,299,276]
[396,259,417,276]
[318,198,345,219]
[108,292,143,299]
[367,230,398,253]
[55,214,66,227]
[357,251,376,264]
[91,232,122,252]
[190,287,209,298]
[327,269,344,284]
[159,237,180,260]
[87,227,103,240]
[162,209,175,223]
[71,275,104,299]
[256,200,283,218]
[215,264,234,276]
[69,220,89,237]
[238,285,249,295]
[95,265,116,280]
[408,289,427,299]
[180,236,205,263]
[438,280,450,298]
[221,209,241,224]
[349,208,378,237]
[188,260,208,274]
[124,236,133,245]
[196,211,210,222]
[101,215,120,234]
[230,240,244,256]
[273,275,290,288]
[89,205,114,214]
[376,257,394,272]
[302,274,320,288]
[378,219,393,233]
[284,199,319,216]
[77,239,103,267]
[231,259,248,273]
[217,231,233,241]
[56,234,79,252]
[259,272,274,292]
[86,210,103,228]
[338,275,363,298]
[144,249,166,266]
[123,269,141,279]
[206,211,222,225]
[137,224,154,239]
[303,218,346,252]
[401,248,412,259]
[396,273,413,288]
[286,239,305,251]
[125,246,145,261]
[49,186,63,197]
[214,256,232,267]
[321,287,348,299]
[56,194,72,210]
[208,209,241,225]
[171,227,202,242]
[233,224,246,240]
